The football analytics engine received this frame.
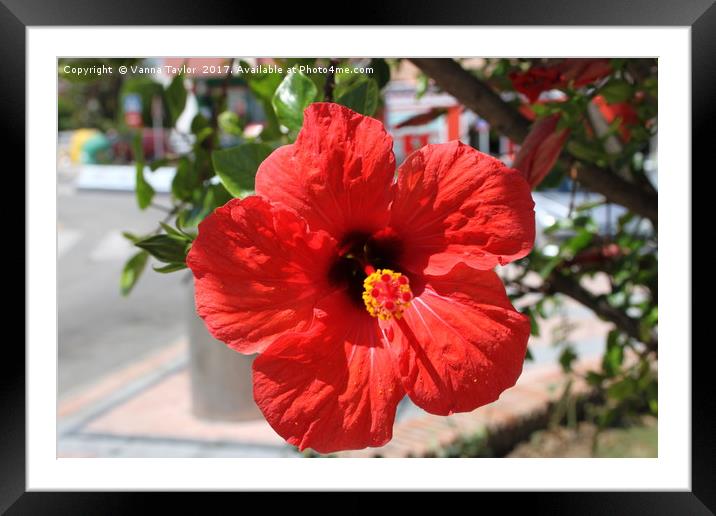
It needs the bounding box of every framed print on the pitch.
[4,0,713,512]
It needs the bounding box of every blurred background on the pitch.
[57,57,658,458]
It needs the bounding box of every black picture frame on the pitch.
[4,0,711,512]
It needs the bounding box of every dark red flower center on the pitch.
[328,228,407,310]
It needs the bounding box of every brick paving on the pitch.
[335,358,599,458]
[57,350,601,458]
[57,297,609,458]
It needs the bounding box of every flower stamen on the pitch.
[362,269,413,320]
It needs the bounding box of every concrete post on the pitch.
[186,282,262,421]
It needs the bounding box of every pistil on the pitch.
[362,269,413,320]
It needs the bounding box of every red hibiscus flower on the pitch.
[187,103,535,453]
[510,59,613,104]
[559,58,612,88]
[592,94,639,142]
[509,66,562,103]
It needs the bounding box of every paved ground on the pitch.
[58,185,187,395]
[56,337,604,458]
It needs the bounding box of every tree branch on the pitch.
[546,273,657,354]
[409,58,658,225]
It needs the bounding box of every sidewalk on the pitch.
[57,299,610,458]
[58,339,297,458]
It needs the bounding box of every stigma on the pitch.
[362,269,413,320]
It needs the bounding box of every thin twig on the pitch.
[324,58,339,102]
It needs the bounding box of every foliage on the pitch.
[58,58,139,131]
[484,58,658,429]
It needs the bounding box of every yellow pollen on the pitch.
[362,269,413,320]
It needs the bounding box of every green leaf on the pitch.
[195,127,214,144]
[132,132,154,210]
[159,220,195,241]
[272,71,318,132]
[193,146,214,181]
[149,158,170,171]
[191,113,210,134]
[586,371,604,387]
[120,251,149,296]
[566,140,605,163]
[336,77,378,116]
[648,399,658,415]
[369,58,391,90]
[538,256,562,279]
[603,330,625,376]
[135,167,154,210]
[175,215,197,238]
[596,407,618,428]
[416,74,429,99]
[609,58,627,71]
[212,143,273,197]
[559,346,578,372]
[122,231,142,244]
[135,234,189,264]
[171,157,198,202]
[644,306,658,327]
[159,222,192,242]
[177,183,233,228]
[153,262,188,273]
[257,98,282,140]
[204,183,233,211]
[599,79,633,104]
[563,229,594,257]
[238,66,284,139]
[218,111,243,136]
[530,103,554,118]
[244,65,284,101]
[607,378,636,401]
[165,75,188,126]
[643,77,658,98]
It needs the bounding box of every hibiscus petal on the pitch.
[383,263,530,415]
[255,102,396,239]
[253,294,404,453]
[513,113,570,188]
[560,58,612,87]
[593,95,638,143]
[186,196,337,354]
[390,141,535,275]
